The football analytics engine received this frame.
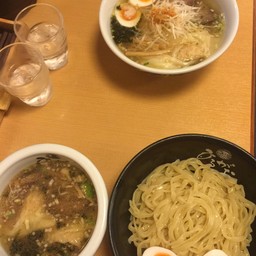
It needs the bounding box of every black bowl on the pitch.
[108,134,256,256]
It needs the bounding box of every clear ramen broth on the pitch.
[0,156,98,256]
[111,0,225,69]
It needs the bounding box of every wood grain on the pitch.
[252,0,256,155]
[0,0,254,255]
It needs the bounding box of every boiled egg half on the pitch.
[142,246,177,256]
[142,247,228,256]
[203,249,228,256]
[115,3,141,27]
[129,0,153,7]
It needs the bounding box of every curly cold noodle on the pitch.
[128,158,256,256]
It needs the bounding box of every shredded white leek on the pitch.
[117,0,224,69]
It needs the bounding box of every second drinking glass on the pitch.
[0,42,52,107]
[14,3,68,70]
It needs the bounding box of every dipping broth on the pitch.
[0,156,97,256]
[111,0,225,69]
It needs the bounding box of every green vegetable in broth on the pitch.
[80,180,96,200]
[111,16,139,44]
[0,157,98,256]
[111,0,225,69]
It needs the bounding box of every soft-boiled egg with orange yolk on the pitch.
[129,0,153,7]
[115,3,141,27]
[142,247,177,256]
[142,247,228,256]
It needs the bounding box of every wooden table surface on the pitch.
[0,0,255,255]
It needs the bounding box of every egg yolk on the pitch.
[155,253,171,256]
[120,3,138,21]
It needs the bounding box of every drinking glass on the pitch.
[14,3,68,70]
[0,42,52,106]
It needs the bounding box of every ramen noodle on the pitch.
[111,0,225,69]
[128,158,256,256]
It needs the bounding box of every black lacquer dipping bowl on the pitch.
[108,134,256,256]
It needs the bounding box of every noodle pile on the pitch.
[128,158,256,256]
[114,0,225,69]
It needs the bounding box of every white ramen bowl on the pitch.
[99,0,239,75]
[0,144,108,256]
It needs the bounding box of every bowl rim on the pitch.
[0,143,108,256]
[107,133,256,255]
[99,0,240,75]
[109,133,255,194]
